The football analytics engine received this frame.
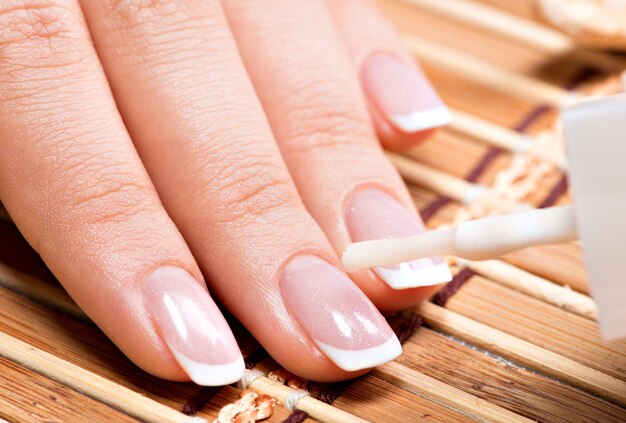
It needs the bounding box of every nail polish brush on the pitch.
[343,94,626,340]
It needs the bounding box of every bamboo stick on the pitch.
[247,377,366,423]
[404,35,575,107]
[445,275,625,381]
[374,362,534,422]
[0,264,86,320]
[387,152,525,212]
[461,259,597,320]
[450,108,567,168]
[417,302,626,406]
[401,0,621,71]
[0,331,205,423]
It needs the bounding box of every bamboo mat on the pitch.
[1,0,626,422]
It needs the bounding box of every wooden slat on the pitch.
[503,243,589,293]
[0,357,139,423]
[399,328,626,422]
[476,0,542,19]
[407,130,492,180]
[254,357,473,422]
[401,0,621,71]
[463,259,597,319]
[333,376,475,423]
[406,131,565,203]
[406,35,573,107]
[417,302,626,406]
[0,331,201,423]
[388,152,524,212]
[372,362,532,422]
[446,276,626,381]
[450,108,567,167]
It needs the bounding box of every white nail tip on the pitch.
[390,105,452,133]
[314,336,402,372]
[375,259,453,289]
[169,347,245,386]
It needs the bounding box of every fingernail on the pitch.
[361,52,451,133]
[346,189,452,289]
[144,266,244,386]
[280,255,401,371]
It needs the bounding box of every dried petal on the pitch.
[267,369,290,383]
[286,376,309,391]
[536,0,626,50]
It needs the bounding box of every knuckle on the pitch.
[0,1,85,67]
[202,156,299,225]
[72,179,155,226]
[106,0,217,32]
[279,76,374,158]
[101,0,228,69]
[53,152,157,227]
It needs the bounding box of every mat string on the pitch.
[284,390,310,411]
[182,346,268,416]
[237,370,264,390]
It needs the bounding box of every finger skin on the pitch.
[221,0,449,311]
[328,0,449,150]
[79,0,399,381]
[0,0,240,382]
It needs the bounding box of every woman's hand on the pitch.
[0,0,450,385]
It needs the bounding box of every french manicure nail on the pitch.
[361,52,451,133]
[346,189,452,289]
[144,266,244,386]
[280,255,401,371]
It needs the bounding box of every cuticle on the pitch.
[141,261,206,288]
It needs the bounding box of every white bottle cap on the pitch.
[563,94,626,340]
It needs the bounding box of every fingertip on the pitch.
[379,127,440,151]
[359,52,450,149]
[143,266,244,386]
[279,255,401,373]
[350,268,443,313]
[344,188,451,311]
[278,348,371,382]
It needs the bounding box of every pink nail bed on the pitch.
[144,266,244,386]
[361,52,451,133]
[280,255,401,371]
[346,189,452,289]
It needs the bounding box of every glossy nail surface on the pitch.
[280,255,401,371]
[346,189,452,289]
[361,52,451,133]
[144,266,244,386]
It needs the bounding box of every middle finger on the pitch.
[221,0,452,311]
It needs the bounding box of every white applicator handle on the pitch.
[342,205,578,272]
[453,205,577,260]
